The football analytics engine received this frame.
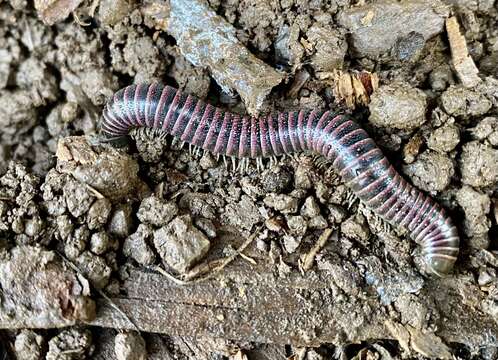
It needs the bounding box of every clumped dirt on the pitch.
[1,0,498,359]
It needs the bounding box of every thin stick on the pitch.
[301,228,336,271]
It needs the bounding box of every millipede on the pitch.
[101,83,460,276]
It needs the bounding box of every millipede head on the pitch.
[426,255,456,277]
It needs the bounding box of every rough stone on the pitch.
[369,83,428,131]
[63,179,94,218]
[341,216,370,243]
[75,251,112,289]
[283,234,302,253]
[153,215,210,273]
[108,203,133,238]
[98,0,134,26]
[56,136,142,200]
[441,86,492,118]
[404,151,454,192]
[456,186,491,244]
[301,196,321,218]
[337,0,448,58]
[460,141,498,188]
[263,193,299,214]
[308,215,328,230]
[471,117,498,146]
[307,24,347,71]
[294,164,313,190]
[137,196,178,227]
[224,195,262,230]
[286,215,307,236]
[87,198,112,230]
[261,166,293,194]
[14,330,43,360]
[115,332,147,360]
[123,224,156,266]
[89,231,111,255]
[46,329,92,360]
[427,123,460,152]
[0,246,95,327]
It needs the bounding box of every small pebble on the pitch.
[115,332,147,360]
[153,215,210,273]
[263,193,299,214]
[90,231,111,255]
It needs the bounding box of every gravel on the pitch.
[369,82,428,131]
[337,0,448,59]
[153,215,211,273]
[404,151,454,192]
[459,141,498,188]
[115,332,147,360]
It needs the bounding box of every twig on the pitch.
[156,226,262,284]
[301,228,336,271]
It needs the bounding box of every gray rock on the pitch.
[166,0,283,115]
[337,0,448,58]
[263,193,299,214]
[307,24,347,71]
[275,23,304,68]
[391,31,425,62]
[294,164,313,189]
[179,192,223,219]
[224,195,262,230]
[115,332,147,360]
[90,231,111,255]
[441,85,492,118]
[283,234,302,253]
[308,215,328,230]
[194,218,217,238]
[14,330,43,360]
[98,0,133,26]
[471,117,498,146]
[427,123,460,152]
[404,151,454,192]
[328,204,347,224]
[75,251,112,289]
[341,216,370,243]
[56,137,142,200]
[137,196,178,227]
[456,186,491,244]
[261,166,293,194]
[108,203,133,237]
[199,151,217,169]
[301,196,321,218]
[65,225,89,259]
[0,90,37,143]
[429,65,455,91]
[153,215,210,273]
[0,246,95,328]
[46,329,92,360]
[64,179,94,218]
[286,215,307,236]
[369,83,427,131]
[56,214,73,241]
[87,198,112,230]
[460,141,498,188]
[123,224,156,266]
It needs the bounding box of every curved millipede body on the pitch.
[101,83,460,276]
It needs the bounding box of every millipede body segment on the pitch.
[101,83,460,276]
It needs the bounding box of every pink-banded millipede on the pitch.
[101,83,460,276]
